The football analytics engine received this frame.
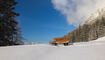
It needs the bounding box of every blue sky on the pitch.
[15,0,75,43]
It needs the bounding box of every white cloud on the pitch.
[51,0,105,26]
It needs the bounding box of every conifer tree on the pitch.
[0,0,23,46]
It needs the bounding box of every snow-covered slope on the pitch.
[0,37,105,60]
[84,7,105,25]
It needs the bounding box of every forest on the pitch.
[67,14,105,42]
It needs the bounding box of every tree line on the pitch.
[67,13,105,42]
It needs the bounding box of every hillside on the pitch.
[67,8,105,42]
[0,37,105,60]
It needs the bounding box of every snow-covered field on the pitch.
[0,37,105,60]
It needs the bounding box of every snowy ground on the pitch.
[0,37,105,60]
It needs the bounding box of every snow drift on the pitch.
[0,37,105,60]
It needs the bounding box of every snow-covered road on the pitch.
[0,37,105,60]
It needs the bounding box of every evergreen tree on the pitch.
[0,0,23,46]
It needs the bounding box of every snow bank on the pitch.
[74,37,105,46]
[0,37,105,60]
